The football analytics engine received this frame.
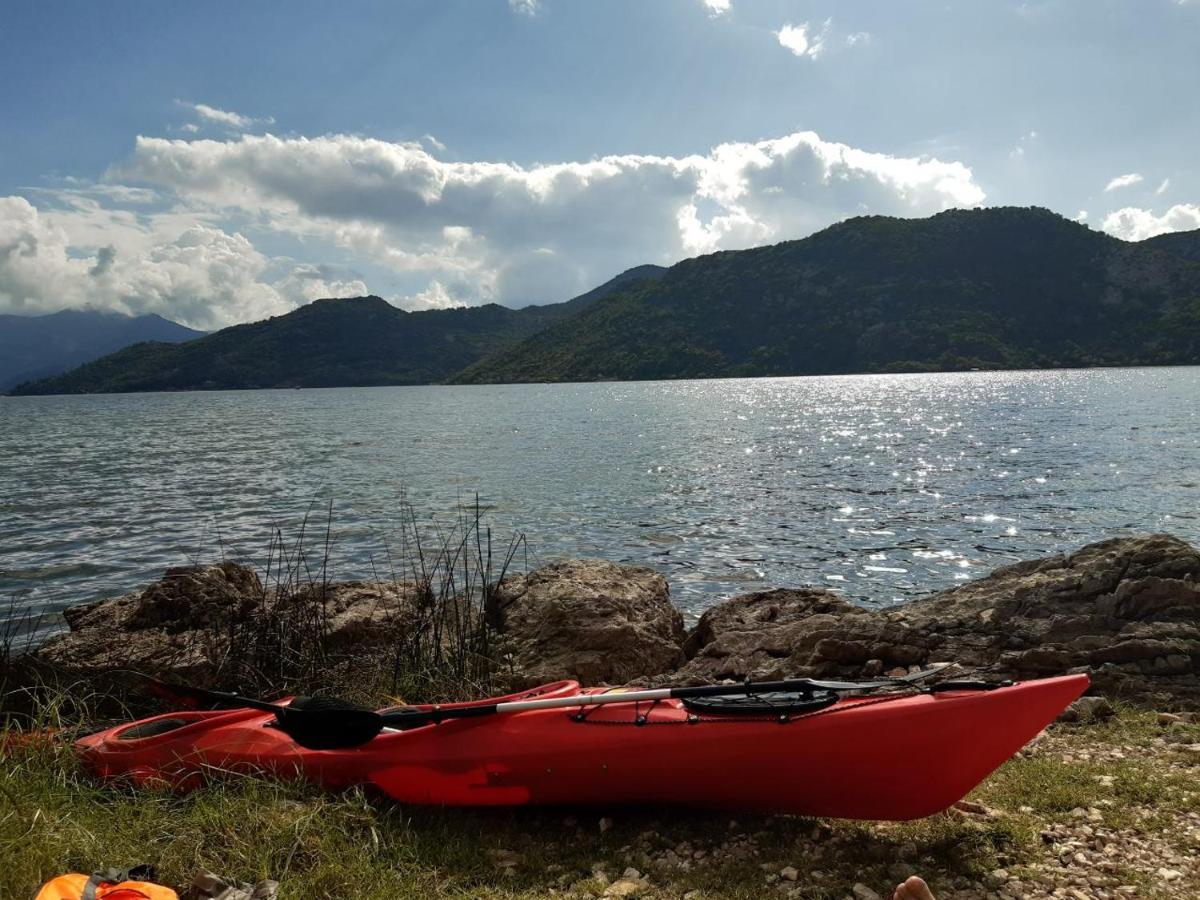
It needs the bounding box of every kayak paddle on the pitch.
[137,664,952,750]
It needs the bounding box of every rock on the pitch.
[677,535,1200,707]
[1058,696,1116,723]
[603,878,644,898]
[491,559,686,685]
[779,866,799,881]
[33,563,420,683]
[36,563,264,680]
[599,816,614,834]
[852,884,882,900]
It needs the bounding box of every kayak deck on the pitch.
[77,674,1088,820]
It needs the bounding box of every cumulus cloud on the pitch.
[3,126,984,327]
[703,0,731,16]
[0,194,319,329]
[1104,172,1143,192]
[508,0,538,15]
[273,263,369,305]
[776,21,829,58]
[116,129,983,308]
[1101,204,1200,241]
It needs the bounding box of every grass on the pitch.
[3,505,1195,897]
[2,704,1196,899]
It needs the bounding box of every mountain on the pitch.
[0,309,204,391]
[1144,230,1200,263]
[455,208,1200,384]
[10,265,664,395]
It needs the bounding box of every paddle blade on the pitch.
[276,697,385,750]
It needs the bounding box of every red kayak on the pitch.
[77,674,1087,820]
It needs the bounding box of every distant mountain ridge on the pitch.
[11,207,1200,396]
[0,309,204,391]
[456,207,1200,383]
[10,265,665,394]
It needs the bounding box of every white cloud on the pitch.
[1101,204,1200,241]
[845,31,871,46]
[702,0,731,16]
[2,127,985,327]
[117,129,983,308]
[178,100,274,131]
[0,196,294,328]
[422,134,447,153]
[1008,130,1038,159]
[776,21,829,59]
[400,280,470,311]
[508,0,538,15]
[273,263,369,306]
[1103,172,1143,192]
[1074,209,1088,222]
[1156,177,1170,196]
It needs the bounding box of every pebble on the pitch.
[603,878,643,898]
[780,866,799,882]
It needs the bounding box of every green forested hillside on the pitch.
[455,208,1200,383]
[11,266,664,394]
[14,208,1200,394]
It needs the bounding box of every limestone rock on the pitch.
[36,563,263,680]
[678,534,1200,707]
[491,558,686,686]
[34,563,418,682]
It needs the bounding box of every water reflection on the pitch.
[1,367,1197,625]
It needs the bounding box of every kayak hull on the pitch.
[77,674,1088,820]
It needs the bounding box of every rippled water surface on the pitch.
[3,369,1198,627]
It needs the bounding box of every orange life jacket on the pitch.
[35,867,178,900]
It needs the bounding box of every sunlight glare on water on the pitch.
[1,367,1197,626]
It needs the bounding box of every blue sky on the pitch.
[1,0,1197,328]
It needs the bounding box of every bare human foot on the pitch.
[892,875,935,900]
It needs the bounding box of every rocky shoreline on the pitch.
[30,533,1200,708]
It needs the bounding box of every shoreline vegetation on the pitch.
[10,207,1200,396]
[2,516,1199,898]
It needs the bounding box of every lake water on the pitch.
[2,368,1198,630]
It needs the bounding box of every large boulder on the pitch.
[490,558,686,686]
[677,534,1200,707]
[34,563,418,683]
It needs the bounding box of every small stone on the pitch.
[1058,696,1115,723]
[985,869,1009,889]
[1158,868,1183,882]
[604,878,644,898]
[852,884,882,900]
[780,866,799,882]
[1158,712,1184,725]
[599,816,614,834]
